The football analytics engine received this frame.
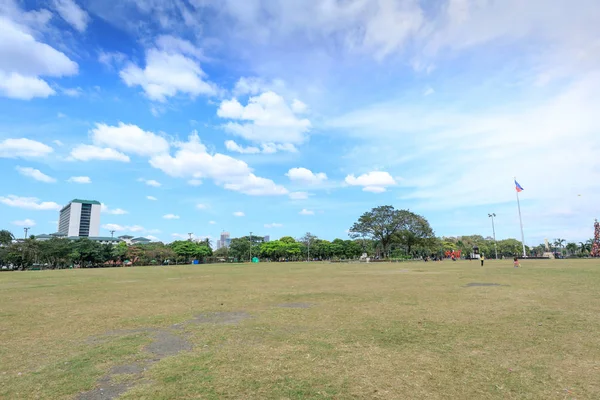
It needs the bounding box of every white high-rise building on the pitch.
[58,199,101,237]
[216,231,231,249]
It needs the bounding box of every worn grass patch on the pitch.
[2,259,600,399]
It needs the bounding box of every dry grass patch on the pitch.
[1,259,600,399]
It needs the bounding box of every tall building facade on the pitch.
[216,231,231,250]
[58,199,101,237]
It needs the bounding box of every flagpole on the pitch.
[515,177,527,257]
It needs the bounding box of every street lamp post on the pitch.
[249,231,252,262]
[488,213,498,259]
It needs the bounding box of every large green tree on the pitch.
[170,241,212,263]
[0,230,14,246]
[349,206,435,257]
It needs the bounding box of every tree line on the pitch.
[1,205,595,269]
[0,232,212,269]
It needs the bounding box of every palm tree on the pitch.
[566,242,577,256]
[554,238,566,254]
[579,242,589,255]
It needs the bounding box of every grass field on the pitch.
[1,259,600,399]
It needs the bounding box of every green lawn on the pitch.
[1,259,599,399]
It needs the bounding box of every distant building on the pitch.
[33,234,53,241]
[67,236,121,245]
[263,235,270,243]
[131,237,151,244]
[118,235,134,245]
[216,231,231,249]
[58,199,101,237]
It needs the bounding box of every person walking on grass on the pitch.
[480,254,485,267]
[513,256,520,268]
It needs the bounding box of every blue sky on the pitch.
[1,0,599,245]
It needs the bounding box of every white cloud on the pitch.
[233,211,245,217]
[70,145,130,162]
[223,174,288,196]
[0,15,78,99]
[102,223,145,233]
[163,214,180,219]
[57,113,66,119]
[286,167,327,184]
[91,122,170,156]
[217,91,311,146]
[62,87,83,97]
[53,140,64,146]
[187,179,202,186]
[225,140,260,154]
[260,143,298,154]
[149,131,288,196]
[233,77,286,96]
[196,203,207,210]
[12,218,35,227]
[289,191,309,200]
[171,233,189,240]
[146,235,160,242]
[209,221,216,225]
[155,35,206,60]
[120,37,216,102]
[146,196,158,201]
[0,195,61,211]
[0,72,54,99]
[264,223,283,228]
[52,0,90,32]
[291,99,308,113]
[138,178,162,187]
[188,1,423,61]
[67,176,91,184]
[423,86,434,96]
[0,138,53,158]
[363,186,387,193]
[225,140,297,155]
[0,1,53,29]
[101,204,128,215]
[15,166,56,183]
[345,171,397,193]
[102,223,124,231]
[98,51,127,69]
[299,209,315,215]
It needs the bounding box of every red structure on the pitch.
[592,219,600,257]
[445,250,462,259]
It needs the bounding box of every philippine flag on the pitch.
[515,180,524,192]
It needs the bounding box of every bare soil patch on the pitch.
[78,311,250,399]
[185,311,252,325]
[145,329,192,359]
[277,302,312,308]
[464,282,508,287]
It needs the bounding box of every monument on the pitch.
[592,219,600,257]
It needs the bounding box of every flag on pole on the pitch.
[515,180,524,192]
